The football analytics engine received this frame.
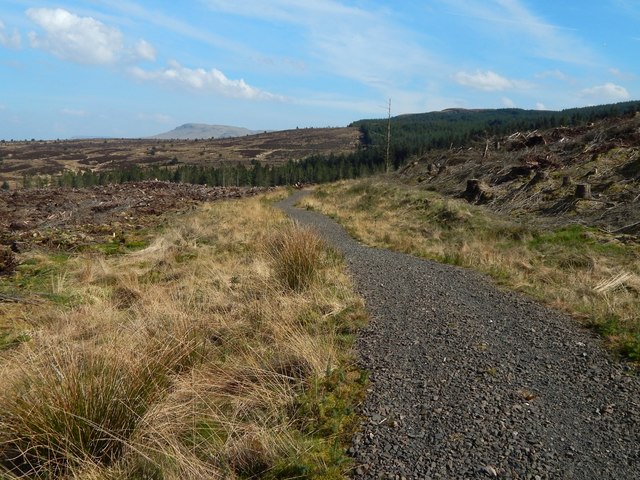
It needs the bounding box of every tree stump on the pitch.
[575,183,591,199]
[463,179,493,204]
[0,246,17,275]
[529,170,549,186]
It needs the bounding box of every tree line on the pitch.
[21,148,386,189]
[15,100,640,190]
[352,100,640,169]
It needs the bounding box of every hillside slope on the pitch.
[0,127,361,186]
[398,112,640,234]
[151,123,261,139]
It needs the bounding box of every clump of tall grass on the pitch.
[0,326,205,477]
[0,193,366,479]
[266,223,328,292]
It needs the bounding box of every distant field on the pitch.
[0,127,361,186]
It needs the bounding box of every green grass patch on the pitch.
[273,366,368,479]
[0,253,77,306]
[0,331,30,351]
[94,238,150,255]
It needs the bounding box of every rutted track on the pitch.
[278,191,639,479]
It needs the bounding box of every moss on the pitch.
[0,331,30,351]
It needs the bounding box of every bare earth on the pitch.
[0,181,266,252]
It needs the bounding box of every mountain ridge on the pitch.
[151,123,263,140]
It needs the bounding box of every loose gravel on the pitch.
[278,191,640,480]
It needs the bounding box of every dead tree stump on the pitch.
[463,179,493,204]
[575,183,591,199]
[529,170,549,186]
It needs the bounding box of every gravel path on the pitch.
[277,191,640,480]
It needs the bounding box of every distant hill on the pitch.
[152,123,263,140]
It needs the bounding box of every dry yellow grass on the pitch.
[302,178,640,361]
[0,192,367,479]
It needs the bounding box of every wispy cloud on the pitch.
[536,70,570,81]
[581,82,630,102]
[134,39,155,62]
[137,112,172,123]
[130,60,283,100]
[91,0,252,57]
[454,70,530,91]
[609,68,637,81]
[26,8,154,65]
[611,0,640,18]
[437,0,597,65]
[202,0,441,91]
[0,19,21,49]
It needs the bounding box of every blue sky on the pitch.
[1,0,639,139]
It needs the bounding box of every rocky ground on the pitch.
[279,191,640,479]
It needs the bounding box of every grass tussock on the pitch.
[0,192,367,479]
[267,224,328,292]
[302,179,640,361]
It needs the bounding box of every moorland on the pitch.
[1,100,639,478]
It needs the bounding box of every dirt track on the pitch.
[279,191,639,479]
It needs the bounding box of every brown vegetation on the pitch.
[302,179,640,360]
[0,191,367,478]
[402,113,640,235]
[0,181,266,253]
[0,127,361,186]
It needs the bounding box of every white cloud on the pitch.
[581,83,630,101]
[535,102,547,110]
[26,8,155,65]
[453,70,529,91]
[0,19,22,49]
[130,61,283,100]
[27,8,124,64]
[501,97,515,107]
[134,39,156,61]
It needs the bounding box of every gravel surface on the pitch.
[278,191,640,480]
